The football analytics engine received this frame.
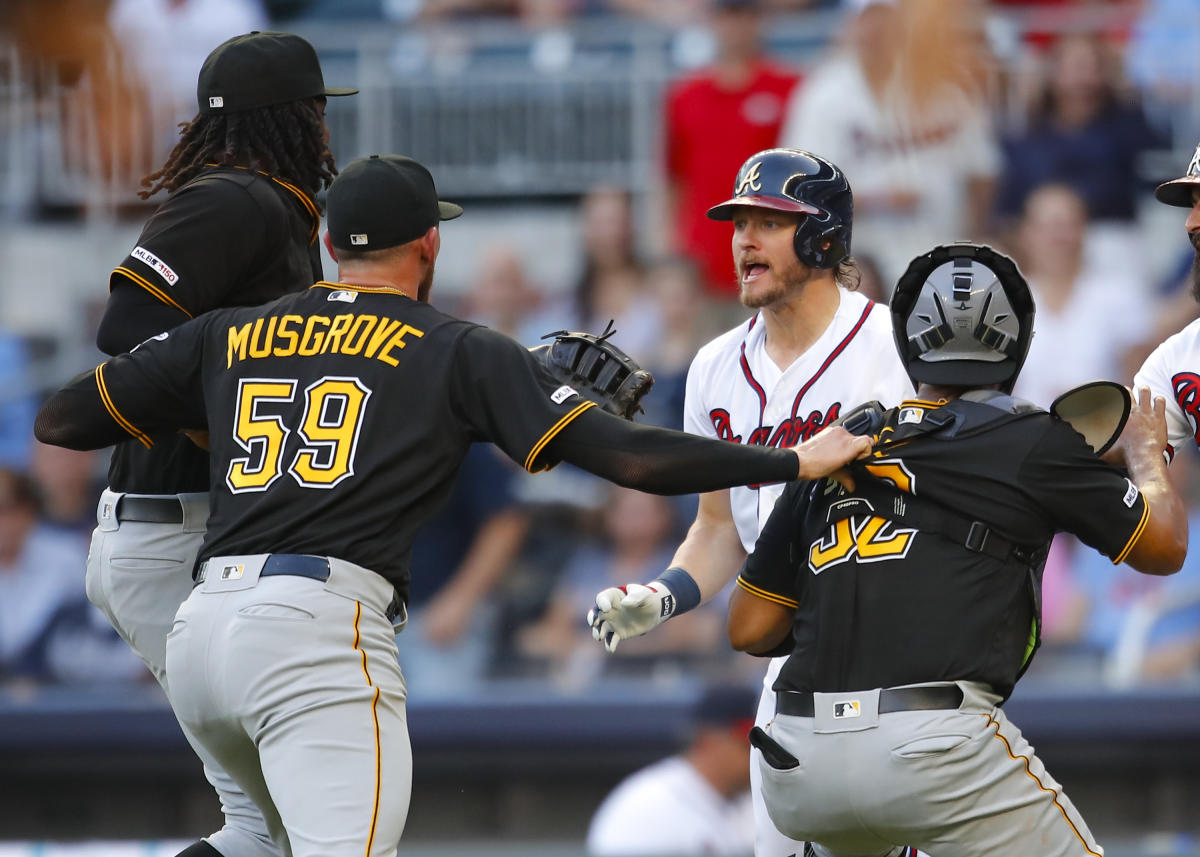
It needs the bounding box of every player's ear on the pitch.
[420,226,440,262]
[322,230,338,264]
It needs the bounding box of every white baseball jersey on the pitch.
[1134,316,1200,460]
[683,289,914,553]
[587,756,755,856]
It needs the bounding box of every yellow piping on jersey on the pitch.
[352,601,383,857]
[736,576,799,609]
[95,365,153,448]
[524,400,596,473]
[981,712,1102,856]
[899,398,946,409]
[113,267,193,318]
[312,282,413,299]
[1113,502,1150,565]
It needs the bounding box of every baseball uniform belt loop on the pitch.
[195,553,402,621]
[775,685,963,717]
[114,496,185,524]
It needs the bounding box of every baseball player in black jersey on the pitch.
[36,154,875,857]
[728,242,1187,857]
[85,31,355,857]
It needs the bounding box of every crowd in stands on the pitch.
[2,0,1199,695]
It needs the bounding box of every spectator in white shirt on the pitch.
[587,684,758,856]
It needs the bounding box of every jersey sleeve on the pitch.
[1020,419,1150,564]
[109,178,270,319]
[736,479,810,608]
[450,326,596,473]
[97,318,214,441]
[37,320,211,451]
[1133,330,1197,459]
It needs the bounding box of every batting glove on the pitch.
[587,582,676,653]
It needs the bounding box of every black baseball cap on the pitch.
[327,155,463,251]
[197,31,358,115]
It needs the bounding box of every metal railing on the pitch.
[2,6,1196,211]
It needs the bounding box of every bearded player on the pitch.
[588,148,921,857]
[1135,140,1200,460]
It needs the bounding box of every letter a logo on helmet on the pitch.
[706,148,853,270]
[736,161,764,196]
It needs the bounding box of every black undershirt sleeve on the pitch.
[34,370,132,450]
[546,406,799,495]
[96,280,193,355]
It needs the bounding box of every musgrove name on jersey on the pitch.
[226,313,426,368]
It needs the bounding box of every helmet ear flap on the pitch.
[794,222,848,269]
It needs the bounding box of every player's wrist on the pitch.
[652,567,701,617]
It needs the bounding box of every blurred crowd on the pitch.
[1,0,1199,696]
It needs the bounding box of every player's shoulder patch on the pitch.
[130,245,180,286]
[550,385,577,404]
[1122,478,1139,509]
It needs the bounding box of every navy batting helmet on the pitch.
[706,148,853,270]
[891,243,1035,394]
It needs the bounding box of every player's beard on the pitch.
[1191,232,1200,303]
[739,257,812,309]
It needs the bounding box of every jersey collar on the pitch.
[311,281,415,299]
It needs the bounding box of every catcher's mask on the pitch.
[891,242,1035,395]
[706,148,853,270]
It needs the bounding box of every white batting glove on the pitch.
[586,582,676,653]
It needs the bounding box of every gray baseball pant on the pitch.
[757,681,1102,857]
[165,553,411,857]
[87,489,279,857]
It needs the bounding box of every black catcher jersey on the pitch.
[738,397,1149,700]
[106,167,323,494]
[88,283,597,604]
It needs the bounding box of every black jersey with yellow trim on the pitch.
[85,283,597,601]
[740,396,1150,700]
[105,165,323,494]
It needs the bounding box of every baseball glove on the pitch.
[1050,380,1131,457]
[530,321,654,420]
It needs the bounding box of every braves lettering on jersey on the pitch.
[1133,316,1200,460]
[683,290,913,553]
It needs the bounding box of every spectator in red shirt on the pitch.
[664,0,800,298]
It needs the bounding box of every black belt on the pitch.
[115,496,185,524]
[196,554,402,622]
[776,685,963,717]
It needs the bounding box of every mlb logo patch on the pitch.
[898,407,923,425]
[1123,479,1139,509]
[550,385,577,404]
[220,564,245,581]
[327,290,357,303]
[209,96,224,108]
[833,700,861,719]
[350,234,369,245]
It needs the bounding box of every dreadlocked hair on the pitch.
[139,98,336,201]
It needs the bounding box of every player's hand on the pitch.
[792,426,873,489]
[1101,387,1168,469]
[587,582,673,653]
